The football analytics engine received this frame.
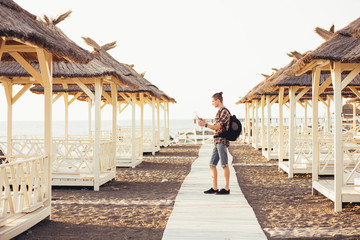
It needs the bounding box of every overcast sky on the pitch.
[2,0,360,121]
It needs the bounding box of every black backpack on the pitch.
[216,108,242,141]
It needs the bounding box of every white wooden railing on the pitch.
[99,141,116,172]
[116,136,142,160]
[0,155,49,227]
[0,139,115,177]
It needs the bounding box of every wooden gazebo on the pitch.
[0,1,92,238]
[287,17,360,212]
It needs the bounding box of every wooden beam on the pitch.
[0,38,5,60]
[36,49,52,88]
[52,93,64,104]
[12,83,32,104]
[3,45,36,52]
[9,51,43,85]
[294,87,311,102]
[341,65,360,90]
[102,89,112,103]
[319,76,332,94]
[73,79,94,101]
[119,92,132,104]
[295,61,321,76]
[348,86,360,98]
[68,92,82,105]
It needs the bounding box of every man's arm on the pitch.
[198,119,221,131]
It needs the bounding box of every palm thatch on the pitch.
[314,26,335,41]
[0,11,131,86]
[288,18,360,75]
[0,0,92,63]
[30,84,149,103]
[82,37,176,102]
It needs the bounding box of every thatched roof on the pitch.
[0,0,92,63]
[0,59,118,79]
[30,84,164,103]
[83,37,176,102]
[288,18,360,75]
[0,11,140,88]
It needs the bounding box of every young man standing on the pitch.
[198,92,231,195]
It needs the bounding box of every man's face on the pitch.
[212,98,219,108]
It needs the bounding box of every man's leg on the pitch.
[223,166,230,191]
[217,143,230,192]
[210,165,218,190]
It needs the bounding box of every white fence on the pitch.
[0,155,50,227]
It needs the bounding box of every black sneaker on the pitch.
[204,188,218,194]
[216,188,230,195]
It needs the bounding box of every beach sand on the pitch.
[15,144,200,240]
[229,143,360,240]
[15,143,360,240]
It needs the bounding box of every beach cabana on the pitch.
[0,12,138,190]
[82,37,176,155]
[288,17,360,211]
[0,1,92,238]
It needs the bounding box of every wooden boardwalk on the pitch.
[162,144,266,240]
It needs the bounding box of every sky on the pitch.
[2,0,360,122]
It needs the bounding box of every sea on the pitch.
[0,119,200,138]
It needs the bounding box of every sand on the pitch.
[229,143,360,240]
[14,142,360,240]
[15,144,200,240]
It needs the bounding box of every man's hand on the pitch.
[198,119,206,127]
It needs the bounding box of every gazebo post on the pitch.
[140,93,144,157]
[163,101,167,146]
[254,100,259,149]
[261,95,266,152]
[312,68,321,193]
[245,102,248,143]
[152,97,156,155]
[111,82,117,165]
[166,101,170,146]
[3,82,13,156]
[94,78,102,191]
[331,62,343,212]
[37,48,53,212]
[156,98,160,148]
[131,93,136,168]
[353,102,357,134]
[64,93,69,139]
[326,96,331,133]
[250,101,255,144]
[279,88,285,168]
[289,86,296,178]
[88,99,93,138]
[304,100,308,129]
[266,96,271,160]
